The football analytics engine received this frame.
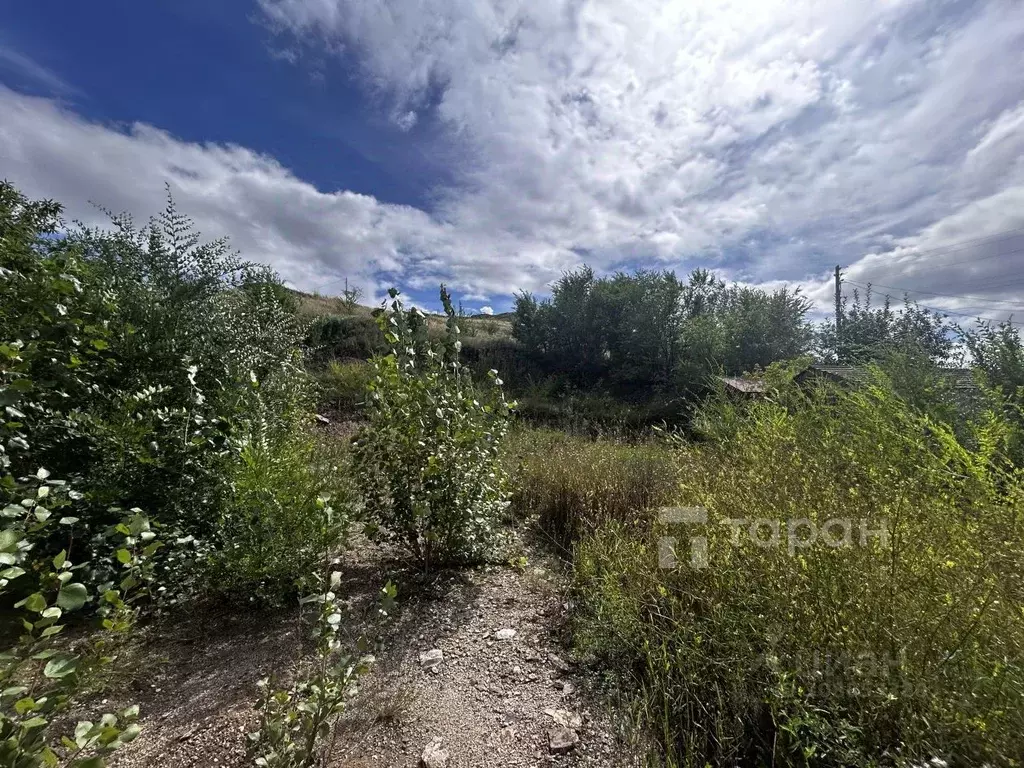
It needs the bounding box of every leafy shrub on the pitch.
[305,314,385,366]
[573,372,1024,766]
[458,337,540,390]
[1,182,307,546]
[352,287,514,567]
[209,417,353,605]
[246,573,394,768]
[1,180,355,761]
[507,428,679,550]
[0,469,158,767]
[315,360,372,414]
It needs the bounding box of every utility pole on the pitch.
[834,264,843,362]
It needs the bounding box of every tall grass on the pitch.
[507,427,680,550]
[316,359,373,414]
[521,374,1024,766]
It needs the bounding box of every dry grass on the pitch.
[569,380,1024,767]
[506,427,680,551]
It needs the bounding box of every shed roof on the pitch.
[720,376,768,394]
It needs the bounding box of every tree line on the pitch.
[509,265,1024,398]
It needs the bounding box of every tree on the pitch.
[511,265,813,394]
[817,286,955,365]
[352,286,514,567]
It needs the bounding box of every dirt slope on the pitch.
[111,536,634,768]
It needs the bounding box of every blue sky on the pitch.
[2,0,1024,317]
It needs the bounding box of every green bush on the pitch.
[573,372,1024,766]
[316,360,372,414]
[208,401,353,605]
[508,428,679,550]
[352,287,514,567]
[1,182,308,545]
[247,572,394,768]
[0,468,157,767]
[1,181,354,762]
[305,314,386,366]
[458,337,539,389]
[2,181,350,593]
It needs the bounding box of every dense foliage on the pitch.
[305,314,386,366]
[1,181,354,764]
[561,371,1024,766]
[352,287,514,566]
[816,285,957,365]
[513,267,813,392]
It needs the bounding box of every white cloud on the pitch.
[0,86,553,299]
[392,110,418,132]
[3,0,1024,314]
[478,306,494,315]
[256,0,1024,303]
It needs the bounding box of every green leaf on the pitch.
[14,696,37,714]
[0,528,20,552]
[53,550,66,569]
[57,583,89,612]
[115,548,132,565]
[43,655,78,679]
[90,338,109,350]
[23,592,47,613]
[74,720,95,744]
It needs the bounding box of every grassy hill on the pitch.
[289,287,513,340]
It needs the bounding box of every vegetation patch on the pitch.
[571,371,1024,767]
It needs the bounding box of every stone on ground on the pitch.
[549,727,580,754]
[421,736,449,768]
[419,648,444,669]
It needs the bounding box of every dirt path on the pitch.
[111,533,633,768]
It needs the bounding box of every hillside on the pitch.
[290,287,514,340]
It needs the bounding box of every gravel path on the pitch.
[111,535,634,768]
[334,556,629,767]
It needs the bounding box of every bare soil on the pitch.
[110,532,636,768]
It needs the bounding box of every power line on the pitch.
[860,227,1024,269]
[918,306,1024,326]
[907,303,1022,325]
[845,279,1024,308]
[845,286,1024,326]
[928,243,1024,270]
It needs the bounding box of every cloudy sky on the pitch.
[2,0,1024,318]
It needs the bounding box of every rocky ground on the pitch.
[110,531,637,768]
